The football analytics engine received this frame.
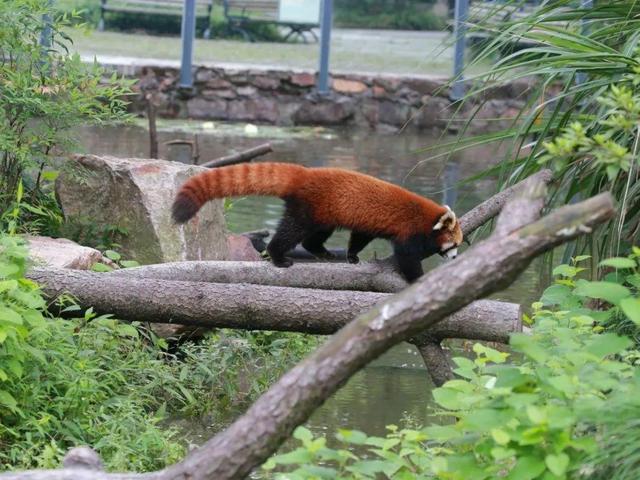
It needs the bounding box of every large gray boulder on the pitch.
[56,155,229,264]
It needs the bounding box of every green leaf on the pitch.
[91,263,113,272]
[0,390,17,410]
[545,453,570,476]
[586,333,632,358]
[120,260,140,268]
[553,264,579,278]
[293,426,313,443]
[620,297,640,325]
[599,257,637,269]
[0,307,23,326]
[540,284,572,306]
[507,455,546,480]
[104,250,121,261]
[269,448,312,465]
[491,428,511,445]
[432,387,464,410]
[510,334,549,363]
[338,429,368,445]
[574,280,631,305]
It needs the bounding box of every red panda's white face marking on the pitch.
[433,206,463,259]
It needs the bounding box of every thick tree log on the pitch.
[200,143,273,169]
[110,260,406,293]
[27,267,520,342]
[3,192,614,480]
[110,169,554,292]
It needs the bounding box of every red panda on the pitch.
[172,162,463,282]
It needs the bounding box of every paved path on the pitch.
[71,28,462,76]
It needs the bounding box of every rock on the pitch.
[63,447,104,471]
[237,86,257,96]
[228,98,279,123]
[26,236,116,270]
[378,100,411,127]
[56,155,229,264]
[413,96,452,130]
[252,75,281,90]
[372,85,387,98]
[205,77,233,89]
[293,95,355,125]
[332,78,368,94]
[227,234,262,261]
[186,97,228,119]
[289,72,316,87]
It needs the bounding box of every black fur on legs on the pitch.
[302,228,336,259]
[172,192,200,224]
[267,197,324,268]
[347,231,375,264]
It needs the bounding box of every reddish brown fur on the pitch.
[173,162,447,241]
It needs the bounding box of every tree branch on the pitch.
[199,143,273,169]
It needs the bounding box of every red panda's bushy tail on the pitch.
[172,162,307,224]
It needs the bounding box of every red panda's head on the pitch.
[432,206,463,259]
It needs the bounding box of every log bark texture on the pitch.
[28,267,520,341]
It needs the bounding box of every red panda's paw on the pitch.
[347,253,360,264]
[271,257,293,268]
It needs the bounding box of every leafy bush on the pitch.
[448,1,640,259]
[0,0,132,233]
[0,233,318,471]
[263,253,640,479]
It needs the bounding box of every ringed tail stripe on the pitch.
[172,162,306,224]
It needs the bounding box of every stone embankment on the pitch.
[104,60,533,132]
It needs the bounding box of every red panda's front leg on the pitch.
[393,240,424,282]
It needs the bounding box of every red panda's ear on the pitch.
[433,205,457,231]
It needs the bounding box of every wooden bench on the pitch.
[222,0,320,42]
[99,0,214,39]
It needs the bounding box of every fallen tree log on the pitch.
[27,267,520,342]
[6,189,615,480]
[109,169,553,292]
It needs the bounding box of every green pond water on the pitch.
[76,120,543,446]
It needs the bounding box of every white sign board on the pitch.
[278,0,321,24]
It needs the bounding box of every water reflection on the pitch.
[75,120,542,440]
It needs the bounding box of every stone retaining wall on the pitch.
[105,60,533,132]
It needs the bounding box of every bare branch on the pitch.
[199,143,273,169]
[458,169,553,235]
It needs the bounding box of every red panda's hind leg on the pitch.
[347,231,375,264]
[301,228,336,260]
[267,200,314,268]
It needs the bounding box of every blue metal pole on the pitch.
[180,0,197,89]
[576,0,593,85]
[39,0,53,49]
[317,0,333,95]
[451,0,469,101]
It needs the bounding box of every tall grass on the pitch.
[449,0,640,261]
